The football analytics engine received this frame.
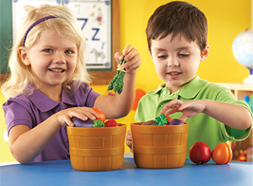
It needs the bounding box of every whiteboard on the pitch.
[12,0,112,70]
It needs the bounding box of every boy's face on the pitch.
[149,33,209,93]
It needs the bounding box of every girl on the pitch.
[1,4,141,164]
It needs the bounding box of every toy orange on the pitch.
[212,142,232,164]
[131,122,188,169]
[67,124,126,171]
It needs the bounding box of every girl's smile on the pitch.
[20,28,78,98]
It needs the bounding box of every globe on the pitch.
[232,29,253,84]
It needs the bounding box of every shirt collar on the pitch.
[150,76,208,99]
[24,84,76,112]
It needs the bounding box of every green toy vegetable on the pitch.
[92,120,105,128]
[154,114,168,126]
[107,56,127,95]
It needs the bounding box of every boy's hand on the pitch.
[161,99,205,121]
[114,44,141,74]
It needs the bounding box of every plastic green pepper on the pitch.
[92,120,105,128]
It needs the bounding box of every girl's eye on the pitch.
[179,53,189,57]
[44,49,53,53]
[65,50,74,54]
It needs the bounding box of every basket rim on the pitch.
[130,122,188,134]
[67,124,126,136]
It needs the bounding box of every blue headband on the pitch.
[22,15,58,46]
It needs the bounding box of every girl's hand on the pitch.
[55,107,99,127]
[126,129,133,150]
[161,99,206,122]
[114,44,141,74]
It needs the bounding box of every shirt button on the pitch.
[163,90,167,95]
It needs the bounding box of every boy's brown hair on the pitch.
[146,1,207,52]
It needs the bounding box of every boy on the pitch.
[126,1,252,158]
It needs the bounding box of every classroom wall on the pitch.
[0,0,252,162]
[93,0,252,152]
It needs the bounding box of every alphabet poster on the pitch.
[65,0,112,70]
[12,0,112,70]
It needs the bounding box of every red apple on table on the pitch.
[189,141,211,164]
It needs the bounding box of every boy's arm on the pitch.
[202,99,252,130]
[161,99,252,130]
[94,45,141,119]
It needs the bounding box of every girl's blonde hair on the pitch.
[1,4,91,98]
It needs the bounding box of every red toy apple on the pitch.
[189,141,211,164]
[105,119,119,127]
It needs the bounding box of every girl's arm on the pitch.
[161,99,252,130]
[8,107,99,163]
[94,44,141,119]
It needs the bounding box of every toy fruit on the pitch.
[72,118,94,127]
[212,142,232,164]
[166,115,173,123]
[237,150,247,161]
[92,108,105,122]
[189,141,211,164]
[168,119,184,125]
[105,119,119,127]
[141,120,157,125]
[141,115,181,126]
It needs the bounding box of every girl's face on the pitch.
[149,33,209,93]
[20,29,77,90]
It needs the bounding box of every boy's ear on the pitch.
[147,46,153,60]
[19,47,30,66]
[200,44,209,62]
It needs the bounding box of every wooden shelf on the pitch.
[215,82,252,100]
[215,82,252,91]
[215,82,252,161]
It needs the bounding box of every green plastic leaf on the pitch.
[107,56,126,94]
[154,114,168,126]
[92,120,105,128]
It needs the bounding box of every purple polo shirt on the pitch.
[3,81,100,162]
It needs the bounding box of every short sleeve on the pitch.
[67,81,100,107]
[3,97,35,133]
[215,87,252,141]
[135,94,157,122]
